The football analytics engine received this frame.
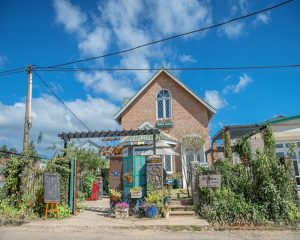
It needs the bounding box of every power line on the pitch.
[0,67,25,75]
[0,69,25,77]
[32,71,91,131]
[41,0,293,68]
[34,64,300,72]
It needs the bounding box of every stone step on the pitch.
[169,210,195,216]
[170,199,193,206]
[170,205,193,211]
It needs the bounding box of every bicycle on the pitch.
[127,196,145,217]
[107,196,122,217]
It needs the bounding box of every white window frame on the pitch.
[275,140,300,188]
[156,89,172,120]
[163,155,173,174]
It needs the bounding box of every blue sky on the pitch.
[0,0,300,155]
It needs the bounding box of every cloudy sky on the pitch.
[0,0,299,155]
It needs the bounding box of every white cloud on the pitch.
[76,71,135,99]
[179,54,196,64]
[0,95,118,154]
[53,0,87,36]
[253,13,271,25]
[52,0,213,94]
[204,90,228,110]
[151,0,212,36]
[233,73,252,93]
[223,73,253,94]
[78,26,111,57]
[221,22,244,38]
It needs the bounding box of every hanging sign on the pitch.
[199,175,221,188]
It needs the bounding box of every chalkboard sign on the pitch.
[44,173,60,203]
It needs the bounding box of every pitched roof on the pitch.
[113,68,216,124]
[119,122,177,146]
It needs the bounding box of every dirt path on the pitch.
[0,227,299,240]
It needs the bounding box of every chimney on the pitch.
[122,97,131,107]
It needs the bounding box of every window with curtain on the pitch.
[156,89,172,119]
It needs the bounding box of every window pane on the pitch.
[293,160,300,176]
[157,100,164,118]
[275,143,283,148]
[297,142,300,148]
[296,177,300,186]
[164,155,172,172]
[165,99,170,118]
[276,152,284,158]
[288,152,297,160]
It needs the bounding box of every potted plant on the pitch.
[161,205,171,219]
[130,186,143,199]
[173,172,183,189]
[163,188,172,205]
[123,171,133,183]
[144,190,163,218]
[109,189,122,202]
[115,202,129,219]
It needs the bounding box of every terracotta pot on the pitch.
[127,176,133,183]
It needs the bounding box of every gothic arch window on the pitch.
[156,89,172,119]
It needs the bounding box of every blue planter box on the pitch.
[145,206,158,218]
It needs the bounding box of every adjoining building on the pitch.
[212,115,300,191]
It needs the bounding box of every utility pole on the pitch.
[23,65,32,154]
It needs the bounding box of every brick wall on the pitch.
[120,71,213,170]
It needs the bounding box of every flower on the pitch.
[115,202,129,209]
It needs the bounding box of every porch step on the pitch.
[170,198,193,206]
[170,205,193,211]
[169,210,195,216]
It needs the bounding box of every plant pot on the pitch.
[111,195,121,202]
[175,179,183,189]
[163,212,170,219]
[164,196,172,205]
[127,176,133,183]
[115,208,129,219]
[145,205,158,218]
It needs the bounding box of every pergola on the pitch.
[58,128,160,154]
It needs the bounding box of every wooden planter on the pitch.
[130,191,142,199]
[115,208,129,219]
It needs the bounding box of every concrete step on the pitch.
[170,205,193,211]
[169,210,195,216]
[170,199,193,206]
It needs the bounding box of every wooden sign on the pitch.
[199,175,221,188]
[44,173,60,203]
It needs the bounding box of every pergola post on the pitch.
[153,133,156,155]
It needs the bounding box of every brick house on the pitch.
[114,69,216,185]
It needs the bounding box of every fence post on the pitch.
[190,161,200,210]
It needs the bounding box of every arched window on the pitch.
[156,89,172,119]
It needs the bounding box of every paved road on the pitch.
[0,227,299,240]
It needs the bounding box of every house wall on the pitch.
[120,71,212,171]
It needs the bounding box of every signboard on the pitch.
[44,173,60,202]
[199,175,221,188]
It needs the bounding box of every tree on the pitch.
[224,128,233,161]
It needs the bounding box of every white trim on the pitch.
[163,155,173,174]
[114,69,216,123]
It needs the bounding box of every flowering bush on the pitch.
[115,202,129,209]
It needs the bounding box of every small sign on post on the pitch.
[199,175,221,188]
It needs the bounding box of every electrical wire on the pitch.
[34,64,300,72]
[40,0,293,68]
[32,71,91,131]
[0,69,25,77]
